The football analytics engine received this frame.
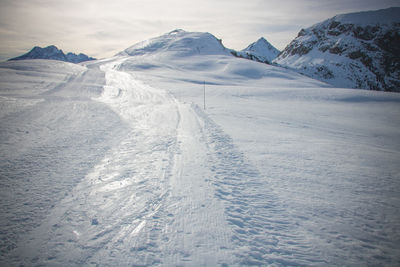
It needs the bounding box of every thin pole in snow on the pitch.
[203,80,206,110]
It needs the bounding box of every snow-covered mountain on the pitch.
[274,7,400,92]
[119,29,281,65]
[118,29,231,57]
[9,45,96,63]
[65,52,96,64]
[232,37,280,64]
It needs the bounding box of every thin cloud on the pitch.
[0,0,399,60]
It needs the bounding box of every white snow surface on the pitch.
[118,29,231,58]
[331,7,400,26]
[1,31,400,266]
[237,37,280,63]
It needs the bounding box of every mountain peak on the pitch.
[118,30,231,57]
[232,37,280,64]
[169,29,186,34]
[246,37,279,52]
[255,37,270,45]
[9,45,95,63]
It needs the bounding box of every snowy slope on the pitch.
[233,37,280,64]
[274,7,400,91]
[118,29,231,58]
[1,30,400,266]
[9,45,96,63]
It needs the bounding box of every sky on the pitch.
[0,0,399,61]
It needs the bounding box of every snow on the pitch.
[273,7,400,91]
[237,37,280,63]
[333,7,400,26]
[9,45,95,63]
[118,29,231,58]
[275,44,375,89]
[1,30,400,266]
[307,7,400,32]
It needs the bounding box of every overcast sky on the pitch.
[0,0,399,60]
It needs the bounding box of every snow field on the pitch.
[120,51,400,266]
[9,60,181,265]
[207,89,400,266]
[2,58,247,265]
[1,32,400,266]
[0,61,129,264]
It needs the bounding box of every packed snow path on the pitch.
[1,57,400,266]
[0,59,302,266]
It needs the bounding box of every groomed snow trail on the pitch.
[6,59,269,266]
[2,58,349,266]
[6,60,181,265]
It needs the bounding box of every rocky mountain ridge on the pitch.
[9,45,96,63]
[273,7,400,91]
[8,7,399,93]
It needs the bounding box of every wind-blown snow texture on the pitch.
[9,45,96,63]
[1,30,400,266]
[274,7,400,92]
